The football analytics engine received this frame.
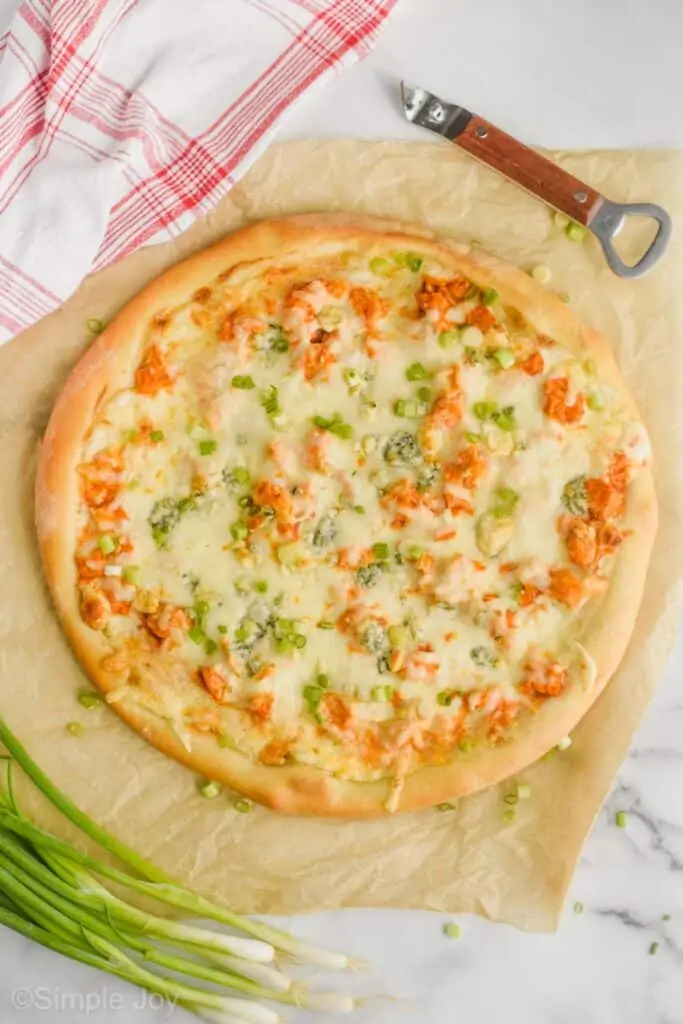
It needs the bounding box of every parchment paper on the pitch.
[1,140,682,933]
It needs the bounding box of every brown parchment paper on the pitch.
[1,140,682,933]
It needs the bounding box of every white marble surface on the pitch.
[2,1,683,1021]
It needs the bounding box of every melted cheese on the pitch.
[73,242,645,782]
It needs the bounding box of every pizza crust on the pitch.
[35,215,658,817]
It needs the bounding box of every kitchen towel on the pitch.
[0,0,398,342]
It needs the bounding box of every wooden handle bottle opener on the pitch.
[401,81,671,278]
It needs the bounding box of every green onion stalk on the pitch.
[0,717,356,1019]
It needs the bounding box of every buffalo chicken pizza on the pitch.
[36,216,657,816]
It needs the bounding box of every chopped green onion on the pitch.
[416,385,433,403]
[232,466,250,485]
[459,738,473,754]
[254,580,268,593]
[230,522,248,542]
[492,486,519,519]
[662,914,672,921]
[231,375,255,390]
[189,625,205,646]
[260,385,280,415]
[583,358,597,375]
[78,692,103,711]
[481,287,499,306]
[294,634,307,650]
[574,901,584,914]
[558,291,571,303]
[122,565,140,585]
[406,253,423,272]
[149,430,164,442]
[516,783,532,800]
[554,211,570,229]
[556,736,572,751]
[473,401,498,421]
[406,362,428,382]
[197,779,221,799]
[492,405,517,432]
[204,638,218,655]
[387,624,406,648]
[353,504,366,514]
[437,802,457,812]
[317,620,335,630]
[217,624,228,634]
[233,798,252,814]
[531,264,552,284]
[443,922,461,939]
[405,545,423,561]
[502,808,516,825]
[198,439,217,456]
[437,691,453,707]
[493,348,515,370]
[316,673,330,689]
[86,318,106,335]
[372,542,390,561]
[503,793,518,806]
[403,399,420,418]
[393,399,407,417]
[566,221,587,243]
[438,329,460,349]
[66,721,85,737]
[587,391,605,412]
[97,534,117,555]
[370,685,393,702]
[369,257,392,277]
[465,431,482,444]
[649,942,659,956]
[615,810,628,828]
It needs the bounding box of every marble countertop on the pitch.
[2,1,683,1021]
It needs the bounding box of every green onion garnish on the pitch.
[438,329,460,349]
[197,779,221,799]
[565,221,587,243]
[493,348,514,369]
[86,318,105,335]
[649,942,659,956]
[405,362,428,382]
[370,685,393,703]
[372,542,390,561]
[573,901,584,914]
[77,692,104,711]
[232,466,250,485]
[317,620,335,630]
[198,439,217,456]
[481,287,499,306]
[66,722,84,737]
[369,257,392,277]
[231,375,255,390]
[233,798,252,814]
[149,430,164,442]
[437,802,457,812]
[189,625,205,646]
[230,522,248,542]
[615,811,628,828]
[443,922,461,939]
[97,534,116,555]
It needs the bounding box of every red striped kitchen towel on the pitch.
[0,0,400,341]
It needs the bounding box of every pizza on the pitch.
[36,215,657,817]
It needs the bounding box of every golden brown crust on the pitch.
[35,214,658,817]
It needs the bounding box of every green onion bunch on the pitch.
[0,717,357,1022]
